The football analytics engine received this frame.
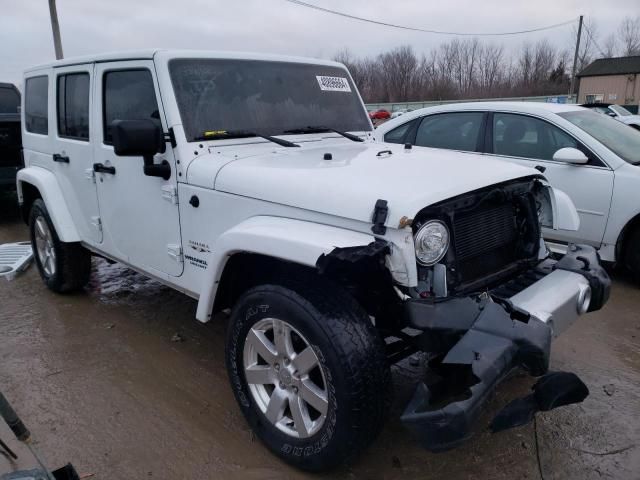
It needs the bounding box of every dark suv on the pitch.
[0,82,22,191]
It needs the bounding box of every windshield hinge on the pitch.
[161,185,178,205]
[371,199,389,235]
[167,244,183,263]
[163,128,177,148]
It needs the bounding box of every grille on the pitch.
[452,202,519,283]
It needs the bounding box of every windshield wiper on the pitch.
[195,130,299,147]
[283,126,364,142]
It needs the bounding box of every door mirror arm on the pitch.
[143,156,172,180]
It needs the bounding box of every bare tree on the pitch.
[602,33,618,58]
[619,16,640,56]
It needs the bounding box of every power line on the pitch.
[284,0,577,36]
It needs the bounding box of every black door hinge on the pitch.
[164,128,177,148]
[371,199,389,235]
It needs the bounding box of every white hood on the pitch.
[186,141,540,228]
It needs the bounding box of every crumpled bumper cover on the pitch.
[401,300,552,451]
[400,243,608,451]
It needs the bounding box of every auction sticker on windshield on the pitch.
[316,75,351,92]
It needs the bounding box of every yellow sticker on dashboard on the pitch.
[204,130,227,136]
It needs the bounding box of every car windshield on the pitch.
[609,104,632,116]
[169,59,371,142]
[559,110,640,164]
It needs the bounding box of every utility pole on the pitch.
[568,15,583,102]
[48,0,64,59]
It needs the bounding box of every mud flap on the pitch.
[401,301,554,451]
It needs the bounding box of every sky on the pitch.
[1,0,638,87]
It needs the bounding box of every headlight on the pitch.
[414,220,450,266]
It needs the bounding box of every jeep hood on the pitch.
[187,142,540,228]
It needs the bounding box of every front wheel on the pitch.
[225,281,390,472]
[29,199,91,293]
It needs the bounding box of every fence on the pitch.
[365,94,576,112]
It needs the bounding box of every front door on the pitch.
[488,112,614,247]
[93,61,183,277]
[51,64,102,243]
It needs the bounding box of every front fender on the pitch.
[17,167,80,242]
[195,216,378,322]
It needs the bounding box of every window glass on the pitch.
[414,112,483,151]
[559,110,640,165]
[0,87,20,114]
[25,76,48,134]
[383,120,414,144]
[103,69,160,144]
[493,113,577,161]
[585,94,604,103]
[169,59,371,142]
[57,73,90,140]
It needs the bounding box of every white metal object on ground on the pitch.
[0,242,33,280]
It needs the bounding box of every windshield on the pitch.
[610,104,632,116]
[169,59,371,142]
[559,110,640,165]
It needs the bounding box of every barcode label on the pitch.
[316,76,351,92]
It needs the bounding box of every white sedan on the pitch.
[374,102,640,279]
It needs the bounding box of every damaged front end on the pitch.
[315,176,610,452]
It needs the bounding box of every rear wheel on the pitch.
[29,199,91,292]
[225,280,390,471]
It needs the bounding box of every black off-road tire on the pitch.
[624,226,640,283]
[225,279,391,472]
[29,199,91,293]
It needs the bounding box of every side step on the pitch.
[0,242,33,281]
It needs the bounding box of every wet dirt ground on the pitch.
[1,192,639,480]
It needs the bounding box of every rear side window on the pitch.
[25,76,49,135]
[0,86,20,114]
[414,112,483,152]
[57,73,90,140]
[103,69,159,144]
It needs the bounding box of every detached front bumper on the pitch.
[400,244,610,451]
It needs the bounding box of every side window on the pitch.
[25,76,49,135]
[493,113,578,161]
[383,119,415,144]
[57,73,90,140]
[103,69,160,144]
[414,112,483,152]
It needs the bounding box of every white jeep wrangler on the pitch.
[18,50,610,471]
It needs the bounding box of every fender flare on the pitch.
[16,167,81,242]
[195,216,376,322]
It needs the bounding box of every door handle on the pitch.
[53,153,70,163]
[93,163,116,175]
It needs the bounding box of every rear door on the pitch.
[51,65,102,243]
[487,112,614,247]
[93,60,182,276]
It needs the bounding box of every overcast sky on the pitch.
[2,0,639,87]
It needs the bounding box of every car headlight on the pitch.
[414,220,450,266]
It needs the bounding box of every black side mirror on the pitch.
[111,119,171,180]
